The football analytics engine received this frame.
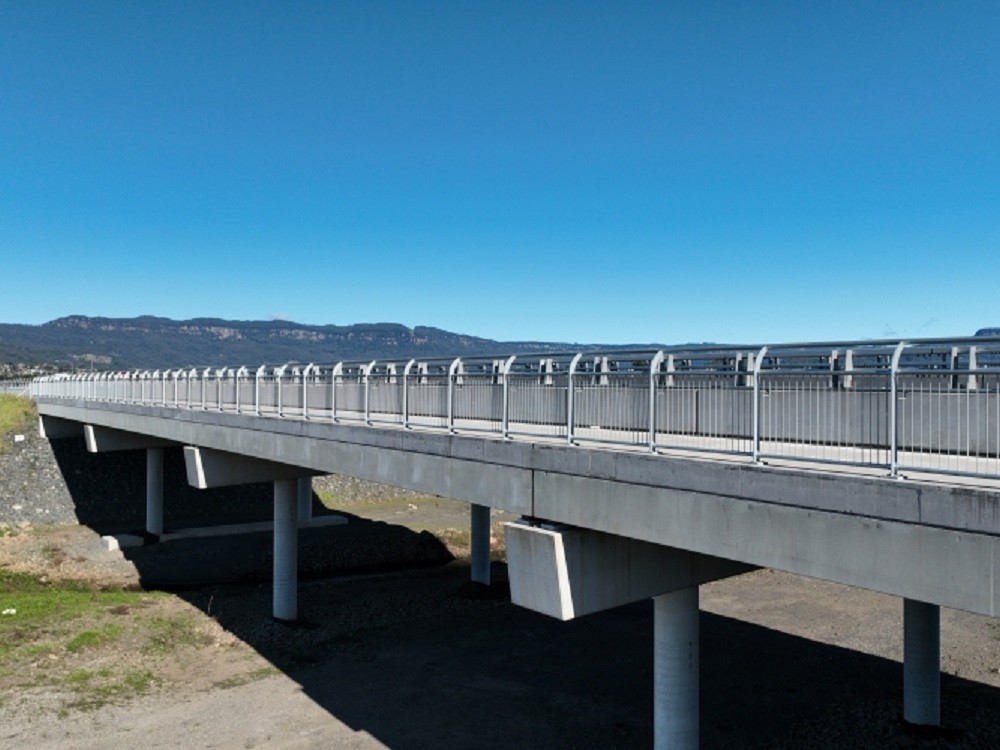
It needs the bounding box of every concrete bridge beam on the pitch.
[904,599,941,727]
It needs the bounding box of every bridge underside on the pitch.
[36,399,1000,616]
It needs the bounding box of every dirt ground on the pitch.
[2,496,1000,749]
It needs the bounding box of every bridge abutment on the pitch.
[904,598,941,727]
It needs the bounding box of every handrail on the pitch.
[26,334,1000,481]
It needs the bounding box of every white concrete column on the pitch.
[297,476,313,525]
[146,447,164,537]
[470,503,491,585]
[654,586,699,750]
[274,478,299,621]
[904,598,940,726]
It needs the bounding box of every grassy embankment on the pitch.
[0,567,278,714]
[0,569,180,711]
[0,393,36,455]
[0,394,274,712]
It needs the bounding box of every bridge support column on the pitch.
[904,598,940,726]
[470,503,491,585]
[297,476,313,525]
[274,478,298,622]
[505,522,747,748]
[146,447,164,537]
[183,447,319,622]
[654,586,699,750]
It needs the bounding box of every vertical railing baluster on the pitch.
[889,341,906,477]
[752,346,767,462]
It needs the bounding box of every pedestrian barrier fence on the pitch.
[30,337,1000,480]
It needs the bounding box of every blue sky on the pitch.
[1,2,998,345]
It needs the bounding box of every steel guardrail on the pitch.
[30,336,1000,480]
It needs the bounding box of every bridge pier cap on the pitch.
[183,446,319,489]
[504,521,752,621]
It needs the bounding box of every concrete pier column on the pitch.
[297,476,313,525]
[904,598,940,726]
[146,447,164,537]
[274,478,299,621]
[470,503,491,585]
[654,586,699,750]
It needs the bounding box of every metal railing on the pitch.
[0,379,33,397]
[29,336,1000,481]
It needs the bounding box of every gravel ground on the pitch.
[2,518,1000,749]
[0,424,78,527]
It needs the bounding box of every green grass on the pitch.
[142,613,211,654]
[64,669,160,711]
[64,668,96,685]
[211,666,279,690]
[0,570,160,661]
[0,394,35,453]
[66,624,123,653]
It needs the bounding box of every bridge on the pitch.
[29,336,1000,749]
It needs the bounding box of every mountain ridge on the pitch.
[0,315,619,370]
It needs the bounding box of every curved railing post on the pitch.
[214,368,224,409]
[402,359,416,428]
[251,365,263,415]
[890,341,907,477]
[649,351,666,451]
[752,346,769,462]
[363,360,377,426]
[172,369,181,407]
[276,363,290,418]
[502,355,516,439]
[234,366,247,413]
[567,353,583,445]
[200,367,209,410]
[184,368,195,408]
[331,362,343,422]
[302,363,315,420]
[447,358,462,434]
